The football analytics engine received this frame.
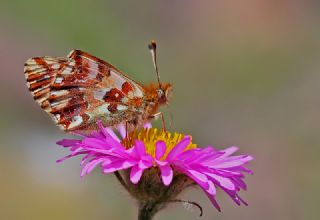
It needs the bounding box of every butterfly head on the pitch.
[144,83,172,105]
[156,83,172,105]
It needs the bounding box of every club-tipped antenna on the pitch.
[148,40,162,89]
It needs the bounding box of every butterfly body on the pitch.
[24,50,172,131]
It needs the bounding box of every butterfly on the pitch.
[24,41,172,132]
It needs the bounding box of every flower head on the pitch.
[57,121,253,212]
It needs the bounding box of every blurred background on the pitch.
[1,0,320,219]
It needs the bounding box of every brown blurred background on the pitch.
[1,0,320,219]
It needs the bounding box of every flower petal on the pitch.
[117,124,126,139]
[56,151,88,163]
[166,136,191,161]
[130,165,144,184]
[81,158,105,177]
[205,172,236,190]
[105,127,120,142]
[134,140,147,157]
[188,169,208,183]
[97,121,123,148]
[143,122,152,129]
[138,159,152,169]
[205,192,221,212]
[207,180,217,195]
[159,164,173,186]
[56,139,81,147]
[155,140,166,160]
[204,155,253,168]
[220,146,239,158]
[103,159,136,173]
[82,138,110,149]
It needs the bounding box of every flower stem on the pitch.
[114,171,129,192]
[138,201,158,220]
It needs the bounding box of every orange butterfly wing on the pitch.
[24,50,145,131]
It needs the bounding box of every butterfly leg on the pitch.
[150,112,167,132]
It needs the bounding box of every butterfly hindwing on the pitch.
[24,56,66,109]
[24,50,145,131]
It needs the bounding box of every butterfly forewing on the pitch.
[24,50,145,131]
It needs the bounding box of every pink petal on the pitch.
[117,124,126,139]
[105,127,120,142]
[185,149,223,164]
[188,169,208,183]
[100,157,113,166]
[159,164,173,186]
[56,151,88,163]
[80,153,94,166]
[103,160,136,173]
[143,122,152,129]
[97,121,123,148]
[155,141,166,160]
[224,191,246,206]
[220,146,239,158]
[156,160,167,166]
[82,138,110,149]
[56,139,81,147]
[205,172,235,190]
[81,158,105,177]
[82,147,113,155]
[130,165,144,184]
[205,192,221,212]
[138,159,152,169]
[204,155,253,168]
[207,180,217,195]
[184,169,210,194]
[232,177,247,190]
[134,140,147,156]
[166,136,191,161]
[175,148,201,161]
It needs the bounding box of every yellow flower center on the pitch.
[122,128,197,159]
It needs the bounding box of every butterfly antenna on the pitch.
[148,40,162,89]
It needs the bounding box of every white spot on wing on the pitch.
[93,89,110,100]
[110,70,126,88]
[117,105,128,111]
[37,96,48,104]
[61,68,72,75]
[31,85,50,94]
[87,62,99,79]
[93,104,111,115]
[50,98,71,109]
[55,77,63,84]
[51,63,61,69]
[51,90,68,97]
[121,97,129,103]
[58,124,66,130]
[127,91,134,99]
[132,85,144,97]
[68,116,83,129]
[55,114,61,121]
[27,59,37,65]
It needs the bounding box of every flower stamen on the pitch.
[122,128,197,160]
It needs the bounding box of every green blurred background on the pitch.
[1,1,320,219]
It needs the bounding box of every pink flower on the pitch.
[57,121,253,211]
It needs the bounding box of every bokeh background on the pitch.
[1,1,320,219]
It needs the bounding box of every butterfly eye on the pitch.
[157,89,164,98]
